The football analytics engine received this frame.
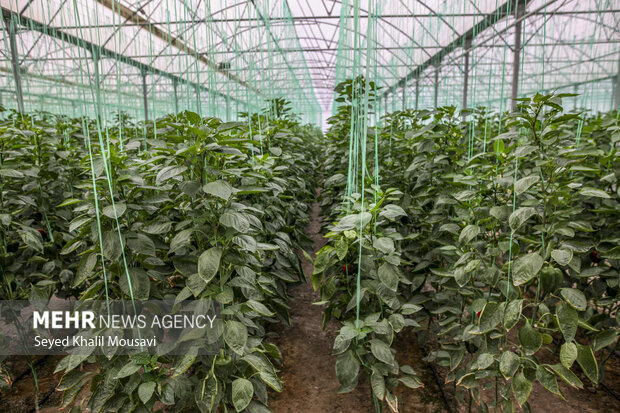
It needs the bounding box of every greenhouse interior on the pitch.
[0,0,618,412]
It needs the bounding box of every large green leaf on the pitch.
[224,320,247,356]
[499,351,520,379]
[335,350,360,393]
[370,339,395,365]
[518,323,542,355]
[232,378,253,412]
[560,342,577,369]
[509,207,537,231]
[556,303,578,343]
[575,344,598,384]
[512,372,532,407]
[551,249,572,266]
[138,381,156,404]
[220,211,250,233]
[198,247,223,284]
[479,301,503,333]
[203,180,233,201]
[378,262,399,291]
[373,237,395,255]
[560,288,587,311]
[535,365,561,396]
[459,224,480,244]
[513,253,543,286]
[514,175,540,195]
[119,268,150,300]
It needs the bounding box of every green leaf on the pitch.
[593,330,618,352]
[518,323,542,355]
[548,364,583,388]
[220,211,250,233]
[232,378,254,412]
[114,363,141,379]
[551,249,573,266]
[515,175,540,195]
[19,228,44,254]
[232,235,257,253]
[378,262,399,291]
[198,247,222,285]
[503,299,523,331]
[138,381,156,404]
[172,347,198,377]
[169,228,193,253]
[459,224,480,244]
[127,234,156,256]
[575,344,598,384]
[578,187,610,198]
[119,268,150,300]
[335,237,348,260]
[512,372,532,407]
[560,288,587,311]
[102,230,122,261]
[536,365,561,396]
[224,320,248,356]
[370,339,395,365]
[0,168,24,178]
[560,342,577,369]
[509,207,537,231]
[370,368,385,400]
[373,237,395,255]
[156,165,187,185]
[57,198,83,207]
[203,180,233,201]
[556,303,578,343]
[335,350,360,393]
[246,300,274,316]
[513,253,543,286]
[102,203,127,219]
[499,351,520,379]
[479,301,503,333]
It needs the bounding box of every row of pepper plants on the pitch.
[0,101,320,412]
[314,81,619,412]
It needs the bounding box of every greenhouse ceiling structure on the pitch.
[0,0,619,126]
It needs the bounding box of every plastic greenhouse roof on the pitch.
[0,0,618,124]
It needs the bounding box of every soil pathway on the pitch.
[268,193,374,412]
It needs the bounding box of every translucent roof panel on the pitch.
[0,0,618,125]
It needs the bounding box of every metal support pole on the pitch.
[462,37,472,110]
[92,49,103,121]
[434,65,440,109]
[195,85,201,114]
[415,78,419,110]
[4,16,24,113]
[401,85,405,111]
[173,79,179,114]
[226,95,231,120]
[573,84,578,110]
[141,69,149,121]
[614,57,620,110]
[511,1,525,111]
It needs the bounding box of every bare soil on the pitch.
[268,194,374,412]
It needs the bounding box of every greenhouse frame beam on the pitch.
[615,56,620,110]
[0,7,244,107]
[247,0,314,106]
[382,0,521,99]
[3,15,24,113]
[141,69,148,121]
[46,10,620,30]
[94,0,260,95]
[92,49,103,121]
[511,1,526,111]
[462,37,471,110]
